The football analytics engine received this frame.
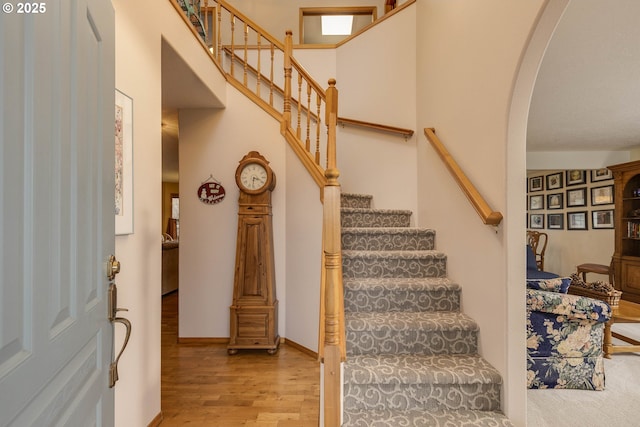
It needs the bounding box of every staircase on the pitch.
[340,193,513,427]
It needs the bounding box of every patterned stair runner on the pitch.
[341,193,514,427]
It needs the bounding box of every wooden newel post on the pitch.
[322,78,342,426]
[282,30,293,131]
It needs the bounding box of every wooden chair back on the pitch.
[527,230,548,271]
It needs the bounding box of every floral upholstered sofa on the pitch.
[526,277,612,390]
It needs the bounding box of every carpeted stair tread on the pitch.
[342,250,447,279]
[344,354,503,385]
[345,311,478,355]
[342,408,514,427]
[343,277,461,312]
[343,276,459,290]
[342,227,436,251]
[341,193,373,209]
[341,207,412,228]
[343,249,446,259]
[345,311,479,332]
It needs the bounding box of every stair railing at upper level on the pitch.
[424,128,503,227]
[170,1,345,424]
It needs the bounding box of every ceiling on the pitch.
[527,0,640,152]
[162,1,640,182]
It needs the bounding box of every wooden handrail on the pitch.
[424,128,503,226]
[337,117,414,138]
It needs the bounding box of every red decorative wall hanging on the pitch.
[197,176,226,205]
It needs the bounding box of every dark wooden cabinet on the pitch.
[610,160,640,303]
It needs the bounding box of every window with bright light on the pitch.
[321,15,354,36]
[300,7,377,45]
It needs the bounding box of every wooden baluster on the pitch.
[230,14,235,76]
[306,82,311,152]
[315,91,321,165]
[243,22,248,86]
[269,43,274,107]
[322,78,342,427]
[203,0,208,46]
[256,33,261,97]
[296,72,302,139]
[216,4,222,59]
[283,30,293,131]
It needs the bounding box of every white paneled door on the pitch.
[0,0,115,426]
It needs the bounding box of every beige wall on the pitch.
[415,1,554,425]
[335,5,418,215]
[113,0,224,424]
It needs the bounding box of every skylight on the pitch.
[321,15,353,36]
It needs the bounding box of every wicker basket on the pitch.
[568,284,622,307]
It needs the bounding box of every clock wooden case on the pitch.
[228,151,279,355]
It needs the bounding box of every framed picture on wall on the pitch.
[547,213,564,230]
[546,172,563,190]
[547,193,563,210]
[529,195,544,210]
[591,185,614,206]
[115,89,134,235]
[567,211,588,230]
[530,214,544,229]
[529,176,544,192]
[592,209,614,229]
[566,170,586,186]
[566,187,587,207]
[591,168,613,182]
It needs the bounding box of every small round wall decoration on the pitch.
[197,176,226,205]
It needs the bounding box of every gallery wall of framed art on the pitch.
[527,168,614,231]
[526,168,615,277]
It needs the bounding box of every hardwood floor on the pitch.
[161,292,320,426]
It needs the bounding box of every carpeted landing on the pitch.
[340,193,513,427]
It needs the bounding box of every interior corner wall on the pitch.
[284,146,323,352]
[334,3,418,215]
[113,0,162,424]
[178,92,287,338]
[415,1,547,426]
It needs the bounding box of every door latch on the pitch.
[107,254,121,281]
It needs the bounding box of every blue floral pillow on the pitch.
[526,277,571,294]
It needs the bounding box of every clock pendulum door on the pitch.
[228,151,279,355]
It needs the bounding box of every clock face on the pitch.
[240,162,268,191]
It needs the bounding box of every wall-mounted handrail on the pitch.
[338,117,414,139]
[424,128,503,226]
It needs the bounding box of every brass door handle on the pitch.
[110,316,132,388]
[108,283,129,321]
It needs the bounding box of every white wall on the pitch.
[528,150,630,169]
[415,1,549,426]
[113,0,224,424]
[335,5,418,215]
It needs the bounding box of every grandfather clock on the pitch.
[228,151,280,355]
